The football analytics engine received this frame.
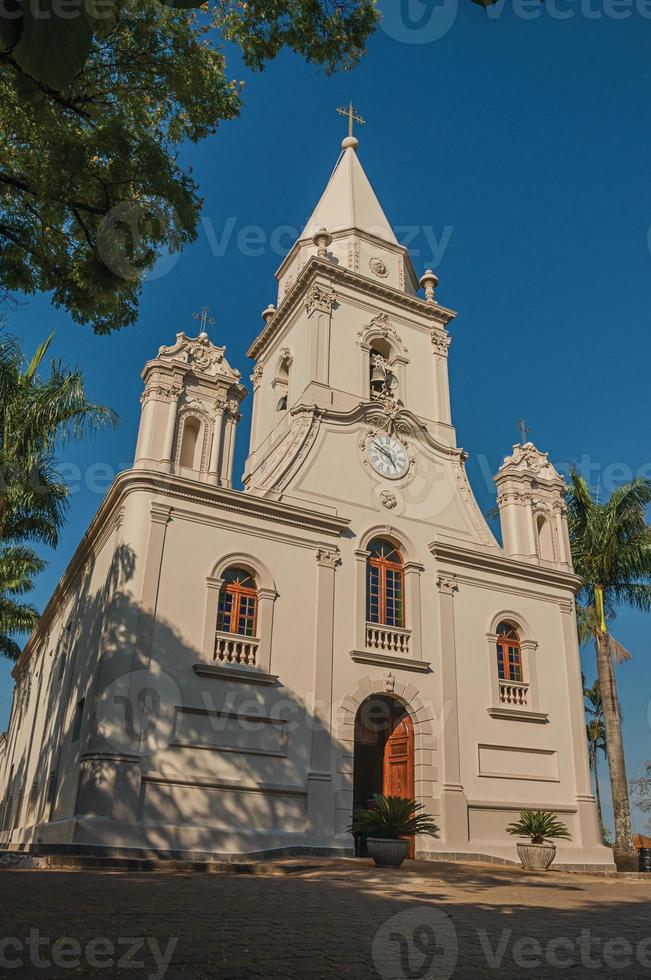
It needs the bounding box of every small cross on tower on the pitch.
[515,418,531,445]
[336,101,365,139]
[193,305,215,334]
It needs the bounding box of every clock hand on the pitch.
[376,446,396,466]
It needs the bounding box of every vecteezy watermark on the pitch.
[377,0,651,45]
[380,0,459,44]
[96,197,181,283]
[93,203,454,282]
[95,669,181,757]
[201,218,453,265]
[0,931,178,978]
[372,907,458,980]
[477,928,651,971]
[371,908,651,977]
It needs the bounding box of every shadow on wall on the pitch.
[1,542,369,855]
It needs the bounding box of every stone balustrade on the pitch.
[214,631,259,667]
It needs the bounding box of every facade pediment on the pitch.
[155,331,241,382]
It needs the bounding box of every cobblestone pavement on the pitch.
[0,859,650,978]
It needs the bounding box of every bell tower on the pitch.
[242,127,458,499]
[494,442,572,569]
[134,323,246,488]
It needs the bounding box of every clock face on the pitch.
[367,434,409,479]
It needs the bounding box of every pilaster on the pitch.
[436,572,469,846]
[307,546,340,843]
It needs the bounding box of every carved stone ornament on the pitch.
[250,364,264,389]
[436,573,458,595]
[316,547,341,568]
[347,241,360,272]
[431,331,452,356]
[140,381,182,405]
[279,347,294,367]
[499,442,554,476]
[365,401,413,436]
[379,489,397,509]
[383,670,396,694]
[157,332,240,381]
[369,256,389,278]
[305,283,337,317]
[497,489,533,507]
[357,313,407,356]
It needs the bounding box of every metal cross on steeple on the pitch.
[193,305,215,333]
[336,101,366,138]
[515,418,531,445]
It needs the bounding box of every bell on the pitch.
[370,363,387,384]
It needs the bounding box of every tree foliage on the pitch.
[0,329,115,658]
[567,469,651,866]
[0,0,378,333]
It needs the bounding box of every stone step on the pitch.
[0,850,322,875]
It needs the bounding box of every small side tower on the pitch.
[494,441,572,569]
[134,326,246,487]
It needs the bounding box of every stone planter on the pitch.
[516,842,557,871]
[367,838,409,868]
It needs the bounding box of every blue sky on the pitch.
[2,0,650,834]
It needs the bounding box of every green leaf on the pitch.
[13,0,93,91]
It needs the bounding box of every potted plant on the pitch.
[349,794,438,868]
[506,809,571,871]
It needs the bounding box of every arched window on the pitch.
[179,416,200,468]
[273,351,292,412]
[369,339,399,401]
[216,568,258,636]
[496,622,523,683]
[366,539,404,628]
[536,513,554,562]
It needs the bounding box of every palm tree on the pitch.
[583,677,608,843]
[0,545,44,660]
[567,470,651,870]
[0,329,115,656]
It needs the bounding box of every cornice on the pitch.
[429,540,581,593]
[247,256,456,361]
[13,468,350,676]
[113,469,352,539]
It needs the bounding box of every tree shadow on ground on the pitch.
[0,864,649,979]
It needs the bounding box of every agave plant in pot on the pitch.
[349,794,439,868]
[506,810,571,871]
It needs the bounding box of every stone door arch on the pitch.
[335,675,436,847]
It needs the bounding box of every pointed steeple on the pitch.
[275,133,418,302]
[300,136,399,246]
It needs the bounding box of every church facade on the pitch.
[0,133,613,868]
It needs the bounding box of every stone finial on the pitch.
[313,227,333,260]
[419,269,439,303]
[261,304,276,325]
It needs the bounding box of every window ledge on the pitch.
[487,706,548,723]
[350,649,431,673]
[193,663,278,685]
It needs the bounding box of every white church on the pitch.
[0,127,613,869]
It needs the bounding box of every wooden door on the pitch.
[383,712,415,858]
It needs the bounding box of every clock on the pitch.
[367,434,409,479]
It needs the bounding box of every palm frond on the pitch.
[23,333,55,385]
[0,633,23,661]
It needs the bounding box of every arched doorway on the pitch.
[353,695,415,857]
